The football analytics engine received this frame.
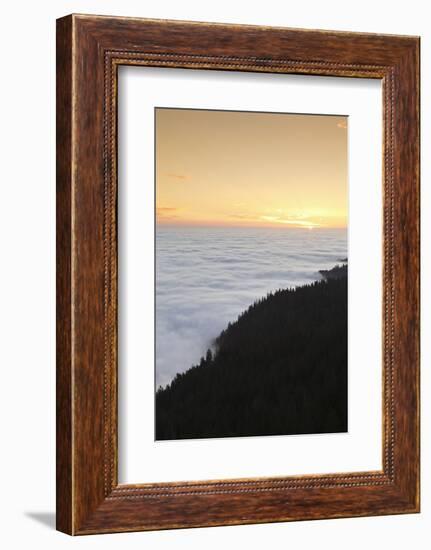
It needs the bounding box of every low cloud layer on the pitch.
[156,226,347,388]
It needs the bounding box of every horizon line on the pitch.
[156,222,347,230]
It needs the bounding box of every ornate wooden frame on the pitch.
[56,14,420,535]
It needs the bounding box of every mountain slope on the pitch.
[156,271,347,440]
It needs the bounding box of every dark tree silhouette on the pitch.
[156,266,347,440]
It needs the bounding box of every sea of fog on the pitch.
[156,226,347,388]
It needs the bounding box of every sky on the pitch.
[155,108,348,229]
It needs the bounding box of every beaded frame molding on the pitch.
[56,14,420,535]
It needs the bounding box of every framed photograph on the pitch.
[56,14,420,535]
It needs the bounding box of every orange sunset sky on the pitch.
[155,108,348,229]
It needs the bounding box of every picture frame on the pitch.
[56,14,420,535]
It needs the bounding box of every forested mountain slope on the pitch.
[156,268,347,440]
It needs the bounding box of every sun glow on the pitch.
[259,214,322,228]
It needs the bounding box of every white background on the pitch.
[119,67,382,483]
[0,1,428,548]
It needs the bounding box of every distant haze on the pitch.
[156,108,348,229]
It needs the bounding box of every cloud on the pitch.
[156,226,347,387]
[156,207,180,221]
[166,173,188,180]
[228,213,256,220]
